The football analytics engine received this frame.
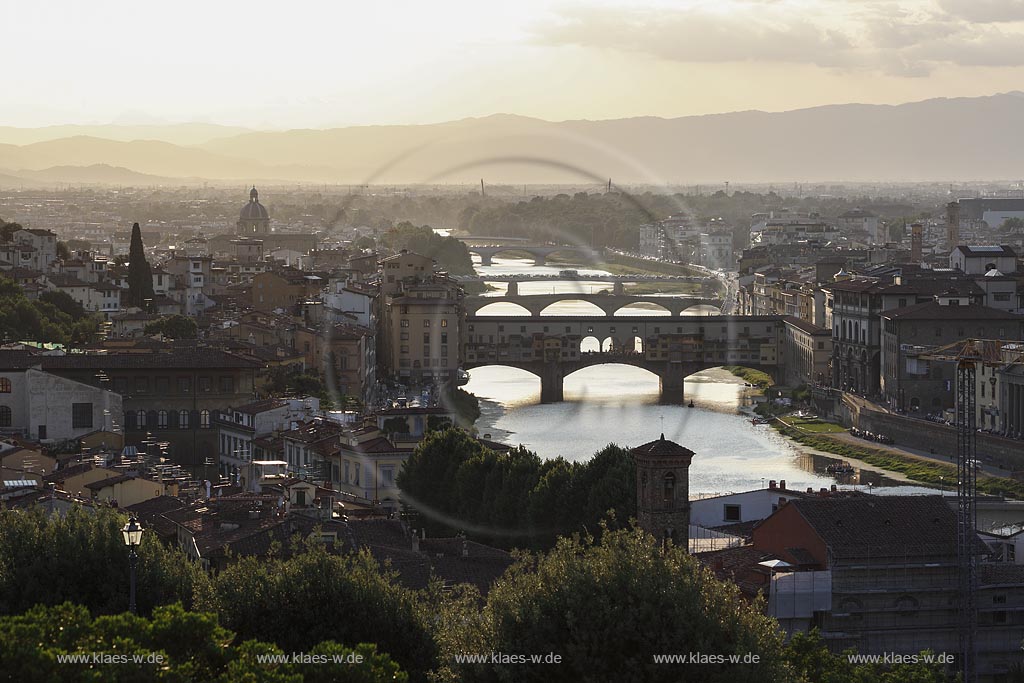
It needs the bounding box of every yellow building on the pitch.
[380,251,464,383]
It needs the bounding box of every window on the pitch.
[424,320,430,327]
[381,466,395,486]
[354,463,361,486]
[400,319,409,328]
[178,377,192,394]
[200,410,210,428]
[137,409,147,427]
[220,376,234,393]
[72,405,93,428]
[199,376,211,392]
[400,345,409,354]
[0,378,10,393]
[135,377,149,393]
[663,472,675,503]
[155,377,170,394]
[400,332,409,341]
[441,319,448,327]
[441,332,448,344]
[724,504,741,522]
[179,410,190,429]
[423,332,430,344]
[0,405,11,427]
[157,410,168,428]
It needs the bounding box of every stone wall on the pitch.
[812,388,1024,473]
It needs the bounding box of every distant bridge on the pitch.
[465,292,722,317]
[452,273,711,284]
[461,243,602,266]
[463,314,784,403]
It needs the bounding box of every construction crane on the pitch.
[920,339,1024,683]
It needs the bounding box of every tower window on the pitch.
[663,472,676,503]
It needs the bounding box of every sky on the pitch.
[7,0,1024,129]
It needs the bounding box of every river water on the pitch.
[462,255,932,496]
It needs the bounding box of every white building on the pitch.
[699,233,734,270]
[690,481,816,528]
[323,279,376,327]
[950,245,1018,276]
[218,397,322,487]
[0,366,122,442]
[13,229,58,272]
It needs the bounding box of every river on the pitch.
[461,255,933,496]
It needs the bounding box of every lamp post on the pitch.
[122,517,143,614]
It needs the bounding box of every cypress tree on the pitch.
[127,222,155,310]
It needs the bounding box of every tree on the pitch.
[126,222,155,310]
[0,276,99,346]
[0,506,208,617]
[201,545,437,681]
[144,314,198,340]
[38,290,86,321]
[0,220,22,243]
[444,525,790,682]
[0,602,407,682]
[56,240,71,260]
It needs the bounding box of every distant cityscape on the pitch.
[5,177,1024,680]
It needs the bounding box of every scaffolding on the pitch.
[922,339,1006,683]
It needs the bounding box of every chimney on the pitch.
[768,480,777,490]
[779,479,786,490]
[831,484,837,492]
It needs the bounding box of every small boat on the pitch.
[826,461,855,475]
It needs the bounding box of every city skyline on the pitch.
[7,0,1024,128]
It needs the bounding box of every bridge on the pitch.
[462,243,602,266]
[452,273,711,284]
[465,292,722,316]
[463,314,785,403]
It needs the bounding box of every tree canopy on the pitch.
[397,428,635,549]
[0,507,207,617]
[380,222,475,275]
[200,545,439,681]
[443,525,789,683]
[144,314,198,339]
[0,602,407,683]
[0,277,99,346]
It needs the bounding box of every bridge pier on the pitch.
[480,254,494,266]
[539,361,564,403]
[612,281,625,295]
[659,362,685,404]
[533,255,546,266]
[506,280,518,296]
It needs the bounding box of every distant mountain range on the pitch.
[3,93,1024,186]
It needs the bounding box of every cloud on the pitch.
[936,0,1024,23]
[532,3,1024,78]
[534,6,856,68]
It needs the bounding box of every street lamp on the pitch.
[122,517,143,614]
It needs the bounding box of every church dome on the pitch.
[240,186,269,221]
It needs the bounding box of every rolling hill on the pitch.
[3,92,1024,185]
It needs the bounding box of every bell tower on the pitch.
[632,433,694,548]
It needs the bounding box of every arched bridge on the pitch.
[463,314,785,403]
[464,243,602,266]
[465,292,723,316]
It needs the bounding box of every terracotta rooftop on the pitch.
[630,434,695,459]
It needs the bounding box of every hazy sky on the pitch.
[7,0,1024,129]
